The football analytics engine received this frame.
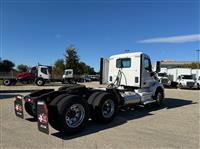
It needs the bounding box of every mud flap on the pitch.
[37,100,49,134]
[14,95,24,119]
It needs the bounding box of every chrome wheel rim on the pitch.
[4,80,10,85]
[102,99,115,118]
[37,80,43,85]
[65,104,85,128]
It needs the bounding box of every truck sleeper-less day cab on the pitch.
[14,52,164,134]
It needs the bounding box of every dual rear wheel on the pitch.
[89,92,117,123]
[48,95,90,134]
[48,92,117,134]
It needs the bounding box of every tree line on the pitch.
[0,46,96,75]
[182,62,200,69]
[53,46,96,76]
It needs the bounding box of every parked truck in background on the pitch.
[156,72,171,87]
[62,69,99,83]
[62,69,85,83]
[176,74,196,89]
[191,69,200,88]
[0,65,51,86]
[14,52,164,134]
[167,68,195,88]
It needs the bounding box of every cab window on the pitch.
[116,58,131,68]
[41,68,48,75]
[144,58,152,71]
[65,71,72,75]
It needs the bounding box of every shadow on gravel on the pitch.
[26,118,37,122]
[51,98,196,140]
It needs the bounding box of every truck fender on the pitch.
[56,95,80,114]
[91,92,117,109]
[87,91,103,108]
[153,86,164,98]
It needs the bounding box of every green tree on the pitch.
[65,45,80,74]
[17,64,28,72]
[63,45,96,75]
[78,61,96,75]
[182,62,200,69]
[0,59,15,72]
[53,59,65,75]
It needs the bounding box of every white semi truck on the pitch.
[156,72,171,87]
[176,74,197,89]
[14,52,164,134]
[167,68,197,88]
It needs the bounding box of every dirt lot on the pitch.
[0,82,199,149]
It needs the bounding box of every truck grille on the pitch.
[161,78,168,84]
[187,82,194,87]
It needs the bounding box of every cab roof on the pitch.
[109,52,144,59]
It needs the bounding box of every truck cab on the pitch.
[157,72,171,87]
[101,52,164,105]
[177,75,196,89]
[31,65,51,86]
[62,69,73,79]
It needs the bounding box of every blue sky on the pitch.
[0,0,200,71]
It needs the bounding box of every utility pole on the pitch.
[197,49,200,68]
[196,49,200,79]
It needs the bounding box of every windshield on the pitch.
[158,73,167,77]
[65,71,72,75]
[182,75,193,79]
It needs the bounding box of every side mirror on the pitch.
[155,61,161,73]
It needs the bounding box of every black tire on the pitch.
[11,80,17,85]
[197,83,199,89]
[3,79,12,86]
[177,83,183,89]
[88,91,103,121]
[25,102,36,118]
[56,95,90,134]
[48,94,69,130]
[35,78,45,86]
[153,89,164,106]
[62,79,69,84]
[58,84,82,91]
[92,92,117,123]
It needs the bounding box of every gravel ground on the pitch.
[0,82,199,149]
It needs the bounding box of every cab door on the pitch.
[38,66,50,80]
[142,55,155,88]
